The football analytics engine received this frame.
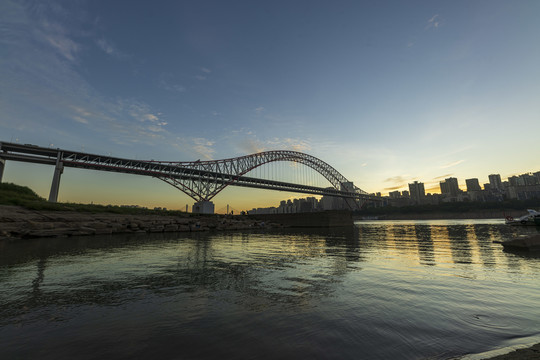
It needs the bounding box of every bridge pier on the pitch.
[48,156,63,202]
[0,158,4,183]
[192,201,214,214]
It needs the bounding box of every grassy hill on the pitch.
[0,182,188,215]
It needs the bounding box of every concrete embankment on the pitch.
[0,205,275,241]
[355,209,519,221]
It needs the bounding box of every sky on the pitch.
[1,0,539,212]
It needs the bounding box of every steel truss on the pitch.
[0,142,377,207]
[155,150,370,202]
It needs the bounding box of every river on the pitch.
[1,219,540,359]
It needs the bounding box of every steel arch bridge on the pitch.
[0,142,379,209]
[156,150,370,202]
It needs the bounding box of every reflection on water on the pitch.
[1,220,540,359]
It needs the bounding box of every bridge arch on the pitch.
[157,150,367,203]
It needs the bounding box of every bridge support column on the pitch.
[48,157,63,202]
[192,201,214,214]
[0,158,5,183]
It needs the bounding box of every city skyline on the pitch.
[248,168,540,215]
[1,0,539,211]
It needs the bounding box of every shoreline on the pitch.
[354,209,524,221]
[461,341,540,359]
[0,205,279,242]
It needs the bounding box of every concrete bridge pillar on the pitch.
[0,158,5,183]
[48,156,63,202]
[192,201,214,214]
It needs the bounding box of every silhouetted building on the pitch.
[465,178,481,192]
[408,181,425,205]
[489,174,502,190]
[440,177,460,197]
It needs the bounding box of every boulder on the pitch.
[500,235,540,251]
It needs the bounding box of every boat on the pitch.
[505,209,540,225]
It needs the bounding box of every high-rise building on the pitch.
[408,181,425,204]
[440,177,460,197]
[465,178,481,192]
[519,173,537,186]
[508,176,519,187]
[488,174,502,190]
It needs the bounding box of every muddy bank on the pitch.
[0,205,276,241]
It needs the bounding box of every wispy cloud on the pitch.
[194,67,211,81]
[255,106,265,114]
[384,185,406,191]
[44,33,79,61]
[426,14,441,30]
[433,173,453,180]
[159,74,186,92]
[267,137,311,152]
[439,160,464,169]
[96,38,127,59]
[384,176,407,184]
[425,184,441,193]
[0,1,209,162]
[33,18,80,62]
[173,137,215,160]
[382,175,410,191]
[228,129,311,155]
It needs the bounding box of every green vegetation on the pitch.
[0,182,45,206]
[0,182,190,216]
[357,199,540,216]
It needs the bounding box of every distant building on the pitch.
[488,174,502,190]
[440,177,460,197]
[408,181,425,205]
[508,176,519,187]
[465,178,481,192]
[520,173,537,186]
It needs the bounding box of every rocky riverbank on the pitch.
[0,205,277,241]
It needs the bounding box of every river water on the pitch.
[1,220,540,359]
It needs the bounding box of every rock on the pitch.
[500,235,540,251]
[163,224,178,232]
[148,226,164,233]
[0,205,279,241]
[94,228,113,235]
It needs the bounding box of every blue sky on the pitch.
[1,0,539,211]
